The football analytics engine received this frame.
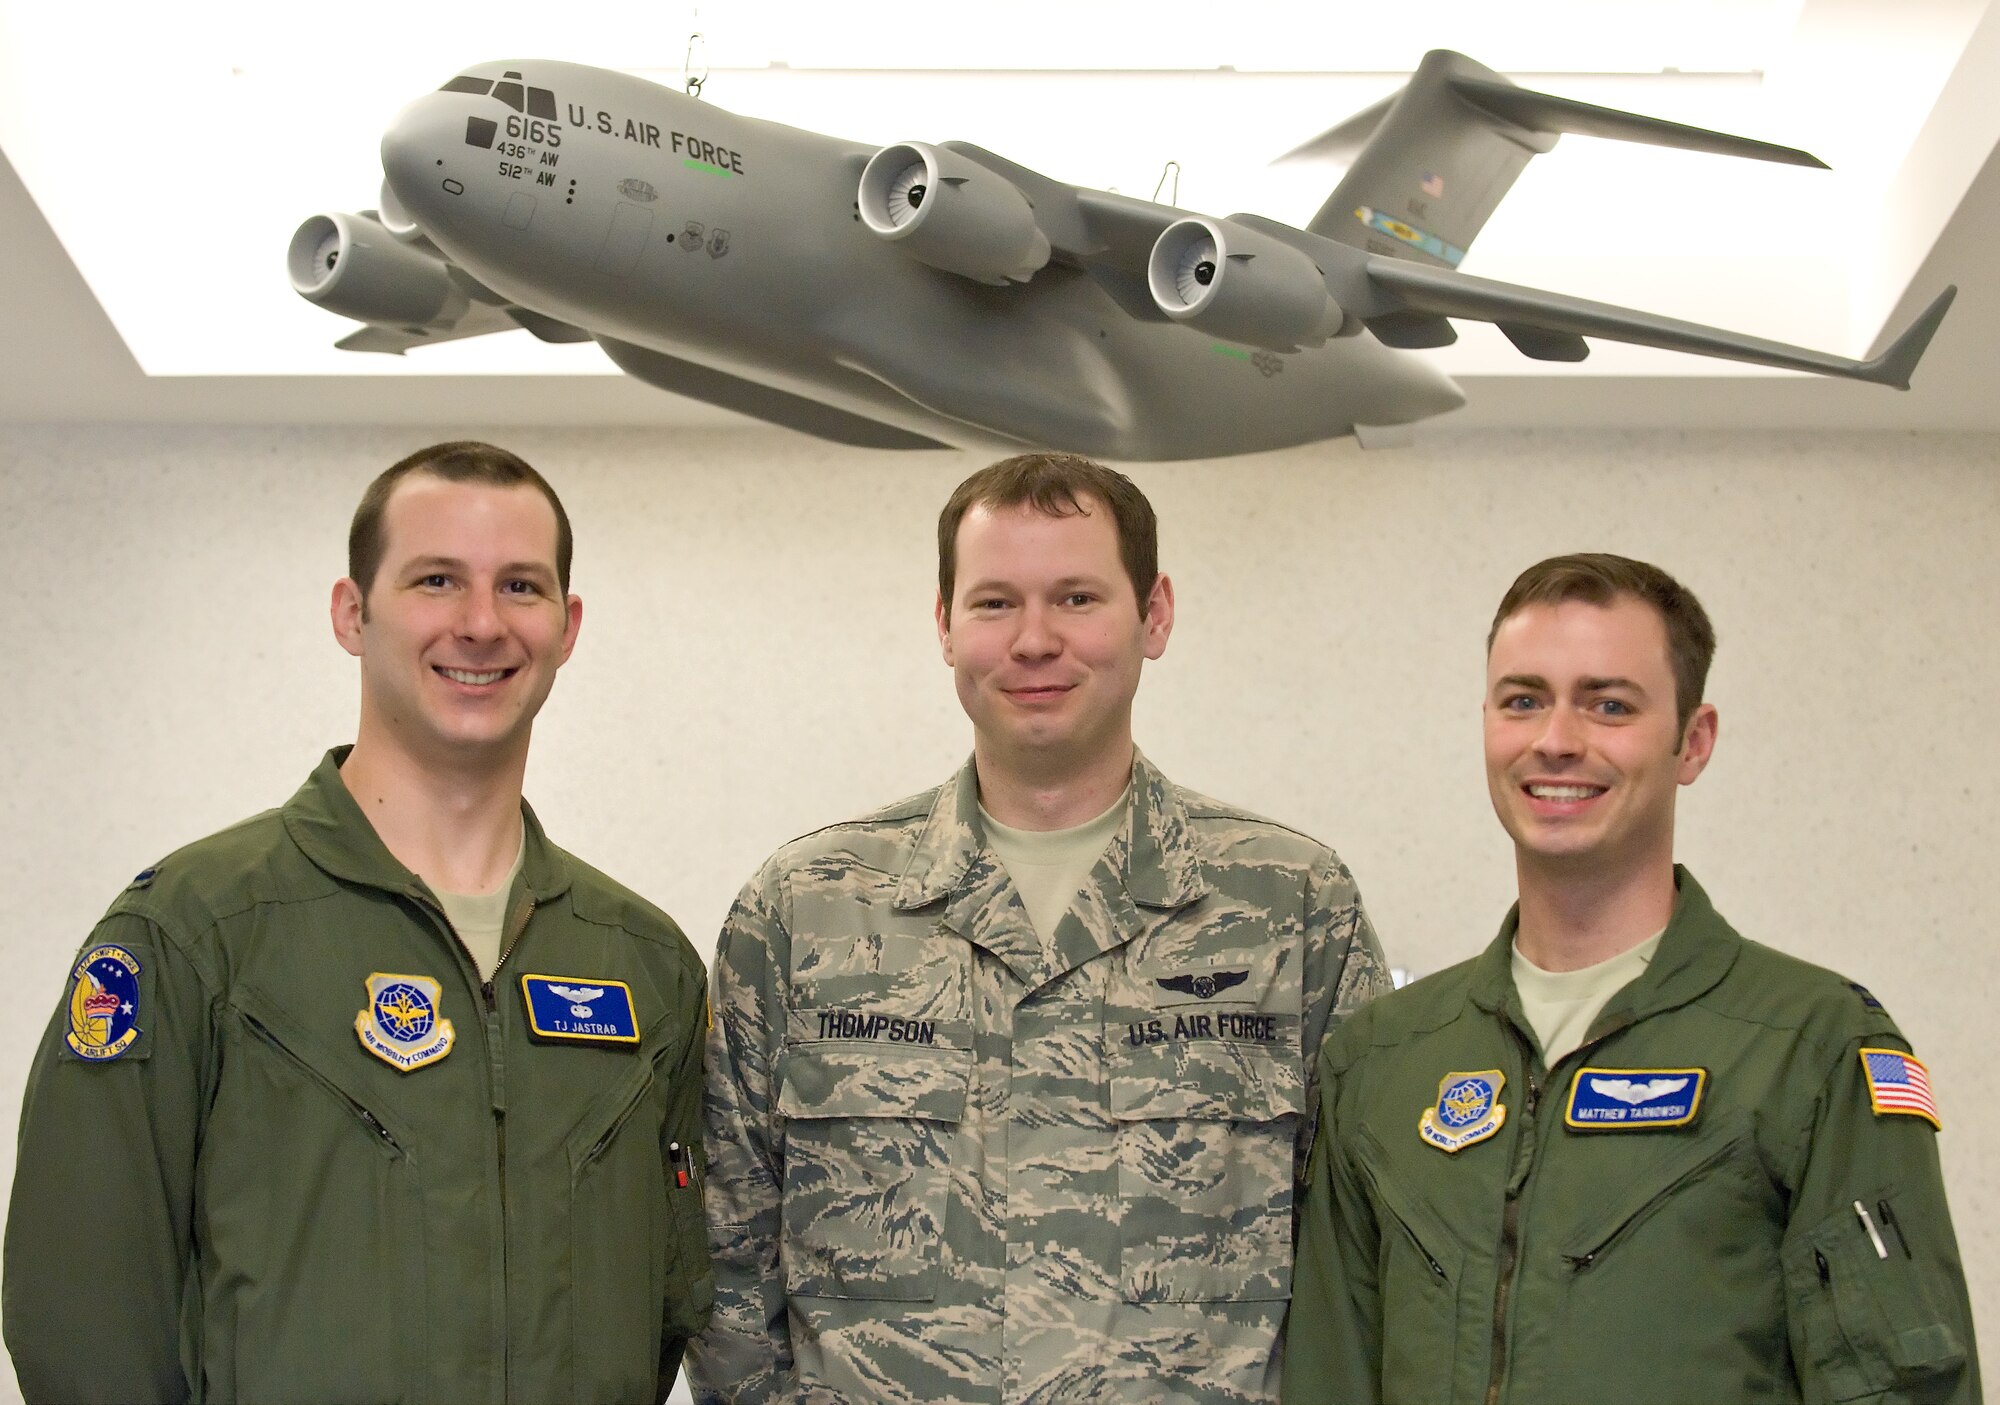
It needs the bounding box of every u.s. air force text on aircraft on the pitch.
[292,53,1954,459]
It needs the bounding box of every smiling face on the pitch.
[937,497,1172,785]
[332,473,581,771]
[1484,596,1716,882]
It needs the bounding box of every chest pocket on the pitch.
[1108,1033,1302,1302]
[777,1034,971,1301]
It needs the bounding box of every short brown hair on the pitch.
[937,453,1158,614]
[348,441,573,599]
[1488,553,1715,736]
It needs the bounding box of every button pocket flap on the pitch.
[1787,1194,1966,1384]
[778,1041,972,1122]
[1110,1038,1302,1122]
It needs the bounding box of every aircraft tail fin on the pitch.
[1285,50,1825,267]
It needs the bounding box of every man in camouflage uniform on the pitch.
[689,453,1388,1404]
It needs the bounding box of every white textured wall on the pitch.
[1,423,1993,1394]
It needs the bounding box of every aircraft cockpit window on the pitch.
[493,81,525,113]
[439,76,494,96]
[526,87,557,120]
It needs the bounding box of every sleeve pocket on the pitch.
[1784,1195,1965,1402]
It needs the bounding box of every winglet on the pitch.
[1859,286,1957,390]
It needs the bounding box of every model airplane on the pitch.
[290,51,1956,457]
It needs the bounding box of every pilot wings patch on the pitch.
[1565,1066,1708,1130]
[1155,969,1250,1001]
[520,974,639,1045]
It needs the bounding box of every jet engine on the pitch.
[1146,217,1350,352]
[858,142,1051,286]
[287,212,469,329]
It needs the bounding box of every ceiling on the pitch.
[2,0,1995,433]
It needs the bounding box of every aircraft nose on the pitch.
[379,93,471,231]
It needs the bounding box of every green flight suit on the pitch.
[1286,869,1977,1405]
[3,750,713,1404]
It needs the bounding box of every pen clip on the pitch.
[1853,1200,1889,1259]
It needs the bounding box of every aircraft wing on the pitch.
[1347,255,1956,390]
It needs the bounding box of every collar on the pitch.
[1471,866,1740,1034]
[282,747,572,905]
[892,749,1208,913]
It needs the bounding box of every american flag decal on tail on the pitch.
[1860,1048,1941,1129]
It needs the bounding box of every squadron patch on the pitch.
[1565,1067,1707,1130]
[355,974,455,1072]
[65,944,143,1061]
[520,974,639,1044]
[1420,1069,1507,1153]
[1859,1048,1941,1129]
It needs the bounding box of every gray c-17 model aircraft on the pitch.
[290,50,1957,458]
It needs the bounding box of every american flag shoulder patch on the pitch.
[1859,1047,1941,1130]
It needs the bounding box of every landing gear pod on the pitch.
[1147,216,1347,352]
[858,142,1052,286]
[287,212,468,329]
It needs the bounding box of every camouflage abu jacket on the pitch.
[687,752,1388,1405]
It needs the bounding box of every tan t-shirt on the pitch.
[434,836,527,982]
[981,787,1129,943]
[1512,929,1664,1067]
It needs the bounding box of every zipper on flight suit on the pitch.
[1483,1036,1541,1405]
[412,885,535,1400]
[242,1012,404,1155]
[1559,1136,1742,1271]
[487,896,534,1399]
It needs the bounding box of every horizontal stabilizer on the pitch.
[1298,50,1828,268]
[1447,77,1827,169]
[1273,95,1395,166]
[1360,256,1956,389]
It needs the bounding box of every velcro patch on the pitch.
[64,944,144,1061]
[1420,1070,1506,1153]
[521,974,639,1044]
[1565,1067,1707,1130]
[1859,1048,1940,1129]
[356,973,455,1071]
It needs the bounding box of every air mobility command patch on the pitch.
[64,944,143,1061]
[1565,1067,1707,1130]
[520,974,639,1045]
[1859,1048,1941,1129]
[355,974,455,1072]
[1420,1069,1507,1153]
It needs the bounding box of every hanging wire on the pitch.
[684,29,708,98]
[1153,160,1181,206]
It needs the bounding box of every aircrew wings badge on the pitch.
[1420,1069,1507,1153]
[355,973,455,1072]
[65,944,143,1061]
[1564,1067,1707,1130]
[520,974,639,1045]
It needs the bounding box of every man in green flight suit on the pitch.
[690,453,1389,1404]
[3,442,712,1404]
[1285,552,1978,1404]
